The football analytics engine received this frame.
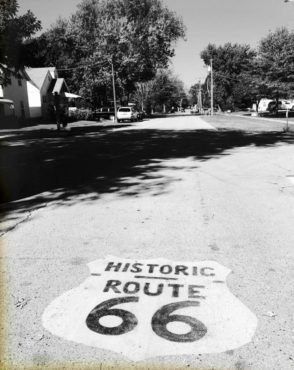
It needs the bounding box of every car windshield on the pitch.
[119,108,131,112]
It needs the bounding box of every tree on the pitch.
[229,67,273,113]
[189,81,208,108]
[132,80,155,111]
[189,83,199,106]
[257,27,294,104]
[200,43,256,110]
[199,30,294,112]
[32,0,186,105]
[132,69,186,113]
[0,0,41,84]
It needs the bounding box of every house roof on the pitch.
[52,78,68,94]
[25,67,56,89]
[0,98,14,104]
[0,65,37,87]
[47,78,69,96]
[65,92,81,98]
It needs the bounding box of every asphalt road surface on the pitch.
[1,115,294,370]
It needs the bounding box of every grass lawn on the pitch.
[202,113,293,132]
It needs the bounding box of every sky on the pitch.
[18,0,294,89]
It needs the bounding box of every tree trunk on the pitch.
[256,98,260,113]
[275,94,279,115]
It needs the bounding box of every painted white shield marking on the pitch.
[42,257,257,361]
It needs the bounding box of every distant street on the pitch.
[1,115,294,370]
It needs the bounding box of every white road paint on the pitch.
[42,256,257,361]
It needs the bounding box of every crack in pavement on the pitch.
[0,201,50,238]
[0,210,33,238]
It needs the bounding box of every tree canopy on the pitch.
[132,69,187,113]
[0,0,41,84]
[199,28,294,111]
[200,43,256,110]
[33,0,186,105]
[257,27,294,98]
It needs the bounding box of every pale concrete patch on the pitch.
[115,116,216,131]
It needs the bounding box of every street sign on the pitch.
[42,256,257,361]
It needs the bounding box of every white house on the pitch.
[1,66,73,126]
[0,69,31,124]
[25,67,70,120]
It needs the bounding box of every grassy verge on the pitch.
[201,113,291,132]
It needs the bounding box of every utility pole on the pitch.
[210,58,214,116]
[286,108,289,132]
[111,59,117,123]
[198,80,202,113]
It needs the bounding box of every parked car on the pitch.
[137,110,147,120]
[279,100,294,110]
[259,99,294,115]
[191,105,199,114]
[117,107,139,122]
[94,106,115,119]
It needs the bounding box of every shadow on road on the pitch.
[1,123,294,223]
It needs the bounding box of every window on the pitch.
[20,101,25,118]
[18,78,22,87]
[118,108,131,112]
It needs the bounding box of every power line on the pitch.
[57,60,110,72]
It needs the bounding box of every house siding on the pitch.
[40,72,54,119]
[1,75,30,121]
[25,68,59,120]
[27,81,42,118]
